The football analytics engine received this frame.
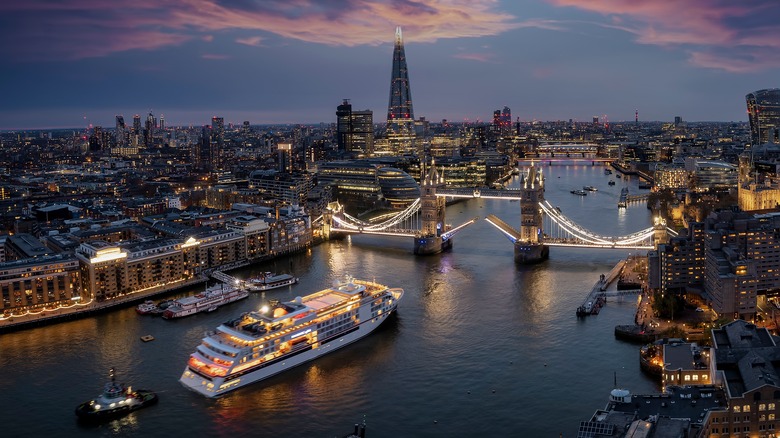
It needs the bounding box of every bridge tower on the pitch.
[414,160,450,254]
[515,163,549,263]
[653,216,669,249]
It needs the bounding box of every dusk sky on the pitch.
[2,0,779,130]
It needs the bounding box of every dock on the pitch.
[576,260,627,317]
[618,188,628,208]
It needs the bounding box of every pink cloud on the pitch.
[544,0,780,72]
[236,36,264,47]
[453,52,496,63]
[1,0,524,60]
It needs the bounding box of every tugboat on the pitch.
[570,189,588,196]
[75,368,158,423]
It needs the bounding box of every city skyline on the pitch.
[2,0,779,130]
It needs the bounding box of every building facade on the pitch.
[747,89,780,146]
[0,254,82,315]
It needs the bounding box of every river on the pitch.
[0,163,659,437]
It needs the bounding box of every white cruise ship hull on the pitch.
[180,302,398,398]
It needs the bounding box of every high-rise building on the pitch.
[387,27,414,138]
[144,112,156,148]
[746,89,780,145]
[501,106,511,128]
[337,99,374,156]
[211,116,224,170]
[115,115,126,147]
[132,114,141,136]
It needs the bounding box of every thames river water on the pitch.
[0,164,660,437]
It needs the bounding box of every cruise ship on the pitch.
[180,276,404,397]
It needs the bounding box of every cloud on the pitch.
[544,0,780,72]
[202,53,231,60]
[236,36,264,47]
[453,52,496,63]
[0,0,524,60]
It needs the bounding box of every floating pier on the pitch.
[576,260,627,317]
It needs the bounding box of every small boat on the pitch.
[616,174,621,179]
[246,272,299,292]
[570,189,588,196]
[608,180,616,186]
[162,284,249,319]
[75,368,158,423]
[583,186,598,192]
[140,335,155,342]
[135,301,158,315]
[604,169,612,175]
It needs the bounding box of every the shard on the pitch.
[387,26,414,133]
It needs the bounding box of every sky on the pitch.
[1,0,779,130]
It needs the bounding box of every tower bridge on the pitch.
[325,163,674,261]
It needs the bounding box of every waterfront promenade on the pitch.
[0,276,207,332]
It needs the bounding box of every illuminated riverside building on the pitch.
[376,167,420,209]
[434,158,487,187]
[226,216,269,260]
[317,161,383,211]
[655,165,689,190]
[662,342,713,389]
[746,88,780,145]
[76,230,243,301]
[700,210,780,318]
[649,210,780,318]
[0,254,82,316]
[685,159,737,191]
[738,143,780,211]
[76,239,199,300]
[699,320,780,437]
[650,223,705,296]
[248,170,312,205]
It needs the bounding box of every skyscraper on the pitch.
[211,116,224,170]
[144,112,156,148]
[115,115,126,147]
[746,89,780,145]
[337,99,374,156]
[387,26,414,134]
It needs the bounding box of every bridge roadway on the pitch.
[437,187,522,199]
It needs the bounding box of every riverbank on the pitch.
[0,276,207,333]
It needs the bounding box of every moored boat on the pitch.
[135,300,158,315]
[74,368,158,423]
[162,284,249,319]
[180,275,403,397]
[246,272,299,292]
